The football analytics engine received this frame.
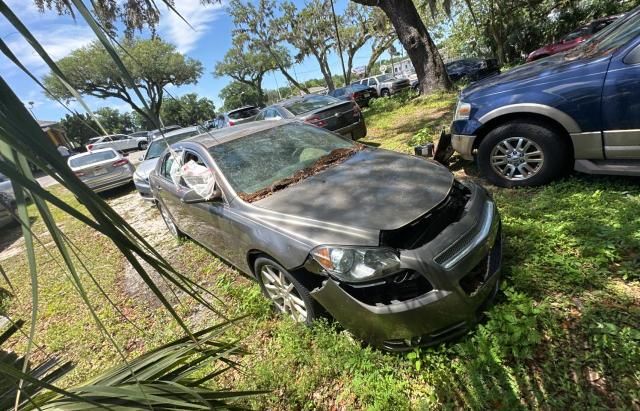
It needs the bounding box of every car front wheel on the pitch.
[255,257,317,325]
[477,120,570,187]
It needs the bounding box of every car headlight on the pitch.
[454,101,471,121]
[310,246,401,283]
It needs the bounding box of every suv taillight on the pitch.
[87,144,93,151]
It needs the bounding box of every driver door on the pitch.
[177,149,233,260]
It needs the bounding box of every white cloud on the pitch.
[158,0,225,54]
[1,24,95,74]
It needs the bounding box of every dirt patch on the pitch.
[108,192,181,308]
[238,145,365,203]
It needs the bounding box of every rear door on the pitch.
[602,40,640,159]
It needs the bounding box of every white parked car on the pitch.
[86,134,148,152]
[68,148,135,193]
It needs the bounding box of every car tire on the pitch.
[380,89,390,97]
[158,202,185,239]
[254,257,318,325]
[477,120,571,188]
[138,142,148,151]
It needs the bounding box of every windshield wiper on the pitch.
[238,145,365,203]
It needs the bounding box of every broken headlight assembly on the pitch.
[310,246,401,283]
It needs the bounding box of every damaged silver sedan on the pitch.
[149,121,502,351]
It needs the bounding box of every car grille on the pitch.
[340,270,433,306]
[379,182,470,250]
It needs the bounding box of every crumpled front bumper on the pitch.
[310,182,501,351]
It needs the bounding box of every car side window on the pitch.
[102,136,112,142]
[265,108,280,119]
[160,151,180,180]
[624,44,640,65]
[255,111,265,121]
[369,78,378,86]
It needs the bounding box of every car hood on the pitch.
[134,158,159,180]
[460,51,610,99]
[251,149,454,236]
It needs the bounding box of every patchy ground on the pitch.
[1,93,639,409]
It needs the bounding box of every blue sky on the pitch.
[0,0,393,122]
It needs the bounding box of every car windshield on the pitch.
[376,74,393,81]
[570,10,640,57]
[209,124,356,197]
[69,150,117,168]
[145,130,201,160]
[228,107,260,120]
[283,95,339,115]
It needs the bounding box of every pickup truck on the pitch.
[353,74,410,97]
[86,134,148,152]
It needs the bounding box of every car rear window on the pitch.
[283,95,339,115]
[228,107,260,120]
[87,137,103,144]
[69,151,117,168]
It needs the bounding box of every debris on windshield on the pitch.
[239,145,365,203]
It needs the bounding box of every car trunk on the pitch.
[75,159,129,186]
[307,101,359,132]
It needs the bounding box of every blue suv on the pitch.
[448,7,640,187]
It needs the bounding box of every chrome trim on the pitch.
[570,131,604,160]
[478,104,581,134]
[451,134,476,160]
[574,159,640,176]
[438,201,495,270]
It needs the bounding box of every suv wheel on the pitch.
[380,89,390,97]
[477,120,570,187]
[255,257,317,325]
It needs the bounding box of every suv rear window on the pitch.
[283,95,338,115]
[69,150,117,168]
[228,107,260,120]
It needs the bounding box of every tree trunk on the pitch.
[353,0,452,94]
[365,35,394,77]
[317,54,335,91]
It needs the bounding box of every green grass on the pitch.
[1,93,639,409]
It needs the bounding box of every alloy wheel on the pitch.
[259,264,308,322]
[490,137,544,181]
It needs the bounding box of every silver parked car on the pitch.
[133,126,203,200]
[208,106,261,129]
[68,148,135,193]
[354,74,411,97]
[150,121,502,351]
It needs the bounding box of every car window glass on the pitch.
[368,78,378,86]
[145,131,200,160]
[571,11,640,57]
[161,151,181,180]
[180,151,217,198]
[624,44,640,64]
[255,111,265,121]
[333,88,346,97]
[283,95,339,115]
[102,137,112,142]
[228,107,260,120]
[69,150,117,168]
[209,123,354,195]
[563,27,589,41]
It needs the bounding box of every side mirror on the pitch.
[138,155,144,162]
[180,188,222,204]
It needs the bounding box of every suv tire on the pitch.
[477,120,570,187]
[380,89,390,97]
[255,257,318,325]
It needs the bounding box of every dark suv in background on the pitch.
[446,7,640,187]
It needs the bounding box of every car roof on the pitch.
[152,126,200,140]
[181,120,296,149]
[69,148,118,159]
[227,105,257,113]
